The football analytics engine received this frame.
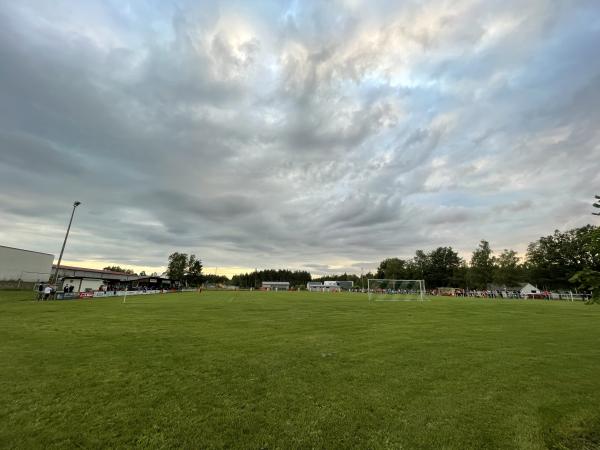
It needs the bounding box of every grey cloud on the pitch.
[140,190,257,221]
[0,131,87,174]
[427,208,475,226]
[1,0,599,275]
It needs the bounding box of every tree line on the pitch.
[375,225,600,290]
[230,269,311,289]
[226,224,599,292]
[159,224,599,295]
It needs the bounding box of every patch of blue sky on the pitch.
[407,190,531,209]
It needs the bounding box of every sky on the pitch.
[1,0,599,277]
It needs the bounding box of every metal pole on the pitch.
[52,201,81,286]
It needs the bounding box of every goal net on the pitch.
[367,279,426,301]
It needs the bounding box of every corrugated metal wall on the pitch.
[0,246,54,282]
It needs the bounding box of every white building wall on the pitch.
[519,283,539,295]
[63,278,78,286]
[0,246,54,282]
[262,282,290,290]
[79,279,104,292]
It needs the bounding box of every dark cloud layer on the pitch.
[1,0,599,275]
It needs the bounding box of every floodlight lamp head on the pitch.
[73,201,81,207]
[594,203,600,208]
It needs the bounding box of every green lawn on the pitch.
[1,290,599,449]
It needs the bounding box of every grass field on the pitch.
[1,290,599,449]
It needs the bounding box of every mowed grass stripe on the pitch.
[0,290,599,449]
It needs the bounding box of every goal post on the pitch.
[367,279,426,301]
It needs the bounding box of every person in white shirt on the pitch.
[43,285,52,300]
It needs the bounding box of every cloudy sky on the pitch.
[1,0,599,276]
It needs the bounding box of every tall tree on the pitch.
[469,240,495,289]
[450,261,469,288]
[527,225,600,289]
[569,268,600,304]
[167,252,188,281]
[186,254,203,286]
[426,247,462,288]
[493,249,523,287]
[412,250,429,280]
[376,258,407,279]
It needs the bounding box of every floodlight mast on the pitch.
[594,195,600,216]
[52,201,81,284]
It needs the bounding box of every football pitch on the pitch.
[1,290,599,449]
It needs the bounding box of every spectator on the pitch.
[43,285,52,300]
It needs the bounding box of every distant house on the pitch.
[56,265,173,293]
[307,280,354,292]
[131,276,172,290]
[60,276,106,293]
[488,283,541,298]
[324,280,354,290]
[55,265,138,293]
[307,282,324,292]
[54,264,137,284]
[262,281,290,291]
[518,283,540,296]
[307,282,340,292]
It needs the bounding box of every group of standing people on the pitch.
[36,283,75,300]
[37,284,54,300]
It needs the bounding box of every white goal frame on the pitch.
[367,279,426,301]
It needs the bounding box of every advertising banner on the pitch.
[58,289,171,300]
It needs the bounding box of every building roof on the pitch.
[135,276,171,281]
[53,264,138,276]
[0,244,54,257]
[60,276,112,280]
